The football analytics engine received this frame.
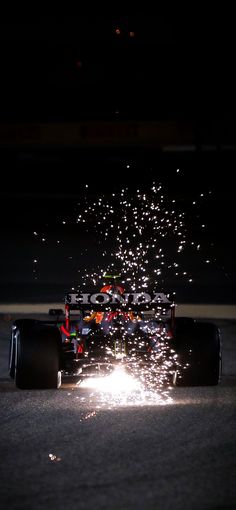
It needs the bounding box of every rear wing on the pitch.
[65,292,174,314]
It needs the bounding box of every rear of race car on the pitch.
[9,290,222,389]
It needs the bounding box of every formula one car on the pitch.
[9,285,222,389]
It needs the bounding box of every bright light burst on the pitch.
[79,366,173,407]
[80,366,142,392]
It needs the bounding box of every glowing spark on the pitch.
[49,453,62,462]
[80,411,97,422]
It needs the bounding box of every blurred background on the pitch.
[0,15,235,303]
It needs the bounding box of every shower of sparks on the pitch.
[32,177,214,290]
[74,330,180,406]
[68,181,194,403]
[71,182,197,291]
[31,177,217,405]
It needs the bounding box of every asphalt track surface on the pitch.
[0,315,236,510]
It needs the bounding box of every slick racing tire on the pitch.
[10,320,62,389]
[174,321,221,386]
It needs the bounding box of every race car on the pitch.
[9,284,222,389]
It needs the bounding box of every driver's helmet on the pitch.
[84,280,125,324]
[99,283,137,322]
[100,284,125,295]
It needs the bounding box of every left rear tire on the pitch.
[10,320,62,389]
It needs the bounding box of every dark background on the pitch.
[0,15,235,122]
[0,15,235,303]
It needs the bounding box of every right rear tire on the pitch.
[174,321,221,386]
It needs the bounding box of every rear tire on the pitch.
[9,328,16,379]
[174,322,221,386]
[11,320,61,389]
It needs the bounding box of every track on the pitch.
[0,316,236,510]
